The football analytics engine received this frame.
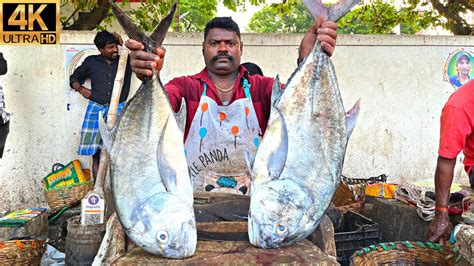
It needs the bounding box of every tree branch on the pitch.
[430,0,472,35]
[63,0,111,30]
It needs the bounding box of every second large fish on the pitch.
[247,0,360,249]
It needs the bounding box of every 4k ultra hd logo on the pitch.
[0,0,60,45]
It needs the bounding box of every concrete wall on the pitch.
[0,32,473,211]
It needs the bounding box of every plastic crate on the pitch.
[333,210,380,266]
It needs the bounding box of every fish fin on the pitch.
[98,111,113,151]
[149,2,177,47]
[267,107,288,179]
[173,98,186,134]
[271,75,283,107]
[157,115,178,193]
[244,149,255,175]
[110,1,177,53]
[345,98,361,139]
[302,0,359,22]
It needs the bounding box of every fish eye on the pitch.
[156,230,169,243]
[276,224,287,237]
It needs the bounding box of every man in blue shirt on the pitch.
[449,52,471,88]
[69,30,132,178]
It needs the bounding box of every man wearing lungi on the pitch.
[69,30,132,178]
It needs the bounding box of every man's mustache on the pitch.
[211,53,233,63]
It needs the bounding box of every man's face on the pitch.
[456,58,471,77]
[100,43,119,61]
[202,28,243,76]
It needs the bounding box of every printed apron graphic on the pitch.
[185,79,261,195]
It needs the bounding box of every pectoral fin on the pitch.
[267,107,288,179]
[98,111,113,152]
[345,98,361,140]
[271,75,283,107]
[156,115,178,193]
[173,98,186,134]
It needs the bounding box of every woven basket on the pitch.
[350,241,460,265]
[334,180,365,213]
[0,240,45,264]
[44,181,94,213]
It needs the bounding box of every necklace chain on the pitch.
[214,83,234,93]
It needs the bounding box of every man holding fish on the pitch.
[124,16,337,195]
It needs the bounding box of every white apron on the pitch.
[184,78,261,195]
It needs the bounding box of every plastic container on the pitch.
[333,210,380,266]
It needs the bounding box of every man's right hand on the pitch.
[78,86,91,99]
[427,210,452,243]
[124,39,165,79]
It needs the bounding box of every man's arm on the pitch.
[427,156,456,243]
[0,52,7,75]
[297,16,337,65]
[69,59,92,99]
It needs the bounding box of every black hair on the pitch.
[94,30,119,50]
[204,17,241,41]
[242,62,263,76]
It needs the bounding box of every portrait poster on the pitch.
[444,49,473,90]
[64,45,97,111]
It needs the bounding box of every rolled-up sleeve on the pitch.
[69,57,91,88]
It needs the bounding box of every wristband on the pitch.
[435,206,448,212]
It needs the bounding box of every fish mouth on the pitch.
[249,219,285,249]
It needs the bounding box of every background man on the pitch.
[449,52,471,88]
[70,30,132,178]
[428,79,474,243]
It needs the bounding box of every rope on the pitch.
[354,241,461,258]
[395,184,435,221]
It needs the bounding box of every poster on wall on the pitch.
[444,48,473,90]
[64,45,97,111]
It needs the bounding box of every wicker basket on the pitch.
[350,241,460,265]
[0,240,45,264]
[44,181,94,213]
[333,180,365,213]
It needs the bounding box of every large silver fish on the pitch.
[100,2,196,258]
[247,0,360,249]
